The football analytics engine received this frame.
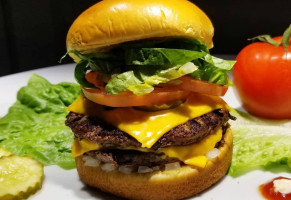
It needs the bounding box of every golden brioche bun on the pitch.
[75,128,233,200]
[66,0,214,53]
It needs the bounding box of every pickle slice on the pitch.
[0,155,44,200]
[0,147,12,158]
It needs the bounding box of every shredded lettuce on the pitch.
[105,71,143,94]
[67,37,235,95]
[106,62,198,95]
[127,62,198,95]
[0,74,80,169]
[229,109,291,176]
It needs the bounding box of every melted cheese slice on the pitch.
[159,128,222,167]
[71,128,222,168]
[72,139,101,157]
[67,94,227,148]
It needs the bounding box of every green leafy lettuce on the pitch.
[66,37,234,95]
[229,109,291,176]
[190,55,235,85]
[0,74,80,169]
[106,62,198,95]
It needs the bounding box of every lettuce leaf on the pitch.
[74,60,96,89]
[105,71,143,94]
[128,62,198,95]
[0,74,80,169]
[67,38,235,95]
[106,62,197,95]
[189,55,235,85]
[119,37,209,52]
[125,48,206,66]
[67,49,123,74]
[229,109,291,176]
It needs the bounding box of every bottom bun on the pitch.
[75,128,233,200]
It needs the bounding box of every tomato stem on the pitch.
[248,24,291,54]
[248,35,280,46]
[281,24,291,53]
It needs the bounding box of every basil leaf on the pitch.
[74,61,95,89]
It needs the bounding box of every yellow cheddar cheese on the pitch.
[68,93,227,168]
[72,138,101,157]
[71,128,222,168]
[160,128,222,168]
[67,94,227,148]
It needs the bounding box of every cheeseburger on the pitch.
[65,0,235,199]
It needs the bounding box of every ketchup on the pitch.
[259,177,291,200]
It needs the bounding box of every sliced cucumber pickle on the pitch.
[0,155,44,200]
[0,147,12,158]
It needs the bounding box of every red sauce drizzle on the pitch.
[259,177,291,200]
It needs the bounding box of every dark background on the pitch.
[0,0,290,76]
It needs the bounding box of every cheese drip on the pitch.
[72,139,101,157]
[67,94,227,148]
[71,128,222,168]
[159,128,222,167]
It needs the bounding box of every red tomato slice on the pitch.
[83,72,227,107]
[85,71,105,89]
[82,87,190,107]
[175,76,228,96]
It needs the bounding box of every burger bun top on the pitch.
[66,0,214,53]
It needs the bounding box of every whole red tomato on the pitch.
[233,36,291,119]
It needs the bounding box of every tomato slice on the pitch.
[82,87,190,107]
[83,72,227,107]
[175,76,228,96]
[85,71,105,89]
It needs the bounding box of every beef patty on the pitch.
[85,150,180,168]
[66,108,233,150]
[84,128,228,169]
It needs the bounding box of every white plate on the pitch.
[0,64,289,200]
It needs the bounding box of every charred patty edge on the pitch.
[66,108,232,149]
[82,124,229,171]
